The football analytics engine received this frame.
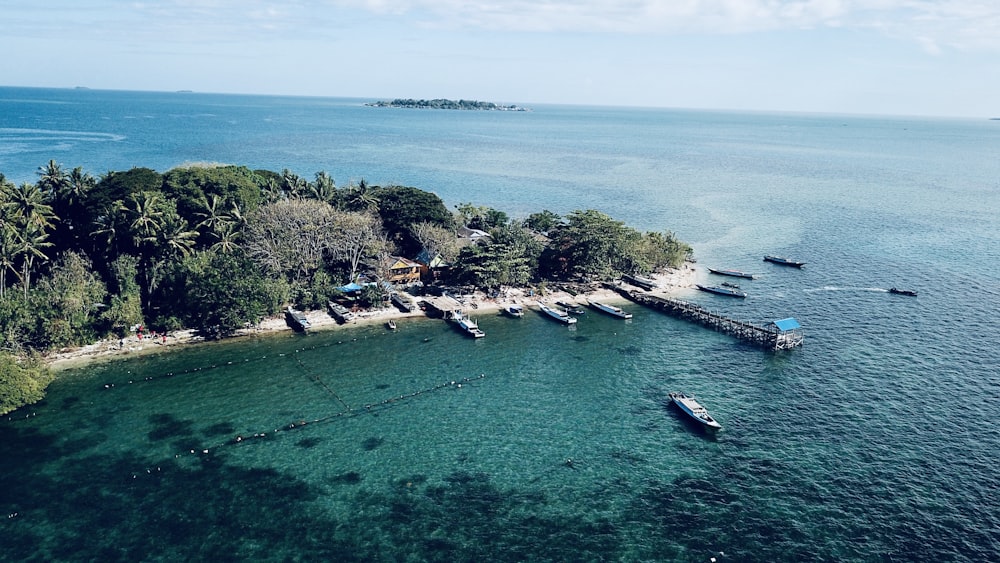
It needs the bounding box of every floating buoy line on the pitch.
[122,374,487,482]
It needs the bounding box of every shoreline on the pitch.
[44,266,697,372]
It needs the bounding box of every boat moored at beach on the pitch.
[764,255,806,267]
[587,299,632,319]
[504,304,525,317]
[285,306,311,331]
[669,392,722,429]
[556,301,586,314]
[386,319,397,330]
[889,287,918,296]
[696,284,748,298]
[708,267,755,279]
[539,303,578,324]
[327,301,355,323]
[449,310,485,338]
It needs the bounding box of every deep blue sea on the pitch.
[2,87,1000,561]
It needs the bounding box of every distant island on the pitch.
[366,98,528,111]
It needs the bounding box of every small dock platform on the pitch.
[615,287,803,350]
[420,295,465,318]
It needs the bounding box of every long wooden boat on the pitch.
[696,284,747,298]
[763,255,806,267]
[285,306,311,331]
[669,392,722,429]
[587,299,632,319]
[707,267,755,279]
[539,304,577,325]
[327,301,355,323]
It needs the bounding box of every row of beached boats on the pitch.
[534,298,634,325]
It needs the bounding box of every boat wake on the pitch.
[804,286,889,293]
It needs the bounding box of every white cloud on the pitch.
[328,0,1000,50]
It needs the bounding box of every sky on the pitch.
[3,0,999,117]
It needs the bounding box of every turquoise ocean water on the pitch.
[2,87,999,561]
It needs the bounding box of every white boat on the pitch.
[504,304,524,317]
[386,319,397,330]
[450,310,485,338]
[539,303,577,324]
[669,392,722,429]
[587,299,632,319]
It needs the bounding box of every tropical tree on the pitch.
[410,221,460,262]
[6,182,57,297]
[180,252,276,339]
[452,222,541,290]
[328,211,387,282]
[345,179,379,212]
[309,171,338,204]
[35,159,70,198]
[539,209,641,281]
[35,251,108,347]
[243,199,339,286]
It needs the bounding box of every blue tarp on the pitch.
[337,282,363,293]
[773,317,801,331]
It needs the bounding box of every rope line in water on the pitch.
[293,354,351,411]
[126,374,487,481]
[96,331,393,391]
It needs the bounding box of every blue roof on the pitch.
[337,282,364,293]
[773,317,801,331]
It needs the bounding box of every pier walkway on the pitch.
[615,287,804,351]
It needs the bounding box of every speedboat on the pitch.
[450,310,485,338]
[539,304,577,324]
[386,319,397,330]
[669,392,722,429]
[504,304,524,317]
[696,284,747,298]
[764,255,806,267]
[587,299,632,319]
[556,301,586,314]
[889,288,918,297]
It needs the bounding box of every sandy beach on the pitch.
[44,266,697,371]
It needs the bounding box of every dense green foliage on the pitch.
[0,159,690,413]
[0,352,52,415]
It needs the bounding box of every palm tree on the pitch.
[346,179,379,212]
[209,222,242,255]
[282,169,309,199]
[13,225,53,298]
[125,191,165,246]
[36,159,70,199]
[7,182,56,233]
[309,171,337,203]
[194,194,232,234]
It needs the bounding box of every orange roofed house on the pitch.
[386,256,422,285]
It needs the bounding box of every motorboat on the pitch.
[587,299,632,319]
[696,284,747,298]
[669,392,722,429]
[708,268,755,279]
[450,310,485,338]
[539,303,577,324]
[889,288,917,297]
[764,255,806,267]
[504,304,525,317]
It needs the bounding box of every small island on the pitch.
[366,98,528,111]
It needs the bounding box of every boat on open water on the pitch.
[539,303,577,325]
[764,255,806,267]
[708,267,755,279]
[669,392,722,429]
[696,284,748,298]
[587,299,632,319]
[889,287,918,297]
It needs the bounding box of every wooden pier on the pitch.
[615,287,804,351]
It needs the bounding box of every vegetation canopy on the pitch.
[0,162,691,413]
